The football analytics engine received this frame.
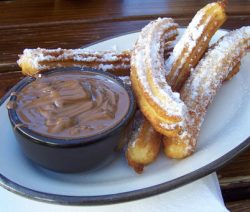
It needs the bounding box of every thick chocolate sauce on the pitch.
[13,71,130,139]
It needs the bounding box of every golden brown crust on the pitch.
[126,114,162,173]
[127,18,180,173]
[164,27,250,159]
[129,2,249,162]
[18,48,131,77]
[166,1,227,91]
[131,18,182,138]
[17,47,174,77]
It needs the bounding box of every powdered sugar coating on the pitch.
[164,2,226,92]
[17,48,131,75]
[131,18,187,118]
[128,112,144,148]
[118,76,131,86]
[181,26,250,145]
[165,4,208,74]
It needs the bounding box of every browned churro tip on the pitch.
[126,114,162,173]
[126,155,144,174]
[218,0,228,8]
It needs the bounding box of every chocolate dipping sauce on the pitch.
[13,71,130,139]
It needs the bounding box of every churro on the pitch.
[131,17,185,138]
[165,1,227,91]
[18,48,131,77]
[18,46,174,77]
[126,18,179,173]
[164,26,250,158]
[126,112,162,173]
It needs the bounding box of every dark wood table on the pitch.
[0,0,249,210]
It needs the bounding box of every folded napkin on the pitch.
[1,173,228,212]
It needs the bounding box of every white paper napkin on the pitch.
[1,173,228,212]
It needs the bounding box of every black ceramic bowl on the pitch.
[7,67,135,173]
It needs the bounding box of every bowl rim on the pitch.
[7,67,136,148]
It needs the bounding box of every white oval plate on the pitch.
[0,29,250,205]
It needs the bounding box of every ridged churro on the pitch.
[126,18,180,173]
[165,1,227,91]
[126,112,162,173]
[18,48,131,77]
[131,17,185,138]
[18,46,174,77]
[163,26,250,158]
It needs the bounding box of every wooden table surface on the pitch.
[0,0,249,210]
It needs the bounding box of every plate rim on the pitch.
[0,30,250,206]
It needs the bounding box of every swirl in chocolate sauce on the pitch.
[14,71,130,139]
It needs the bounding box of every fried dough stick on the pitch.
[166,1,227,91]
[163,26,250,158]
[18,48,131,76]
[17,45,174,77]
[126,112,162,173]
[127,18,179,173]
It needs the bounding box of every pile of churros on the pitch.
[17,1,250,173]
